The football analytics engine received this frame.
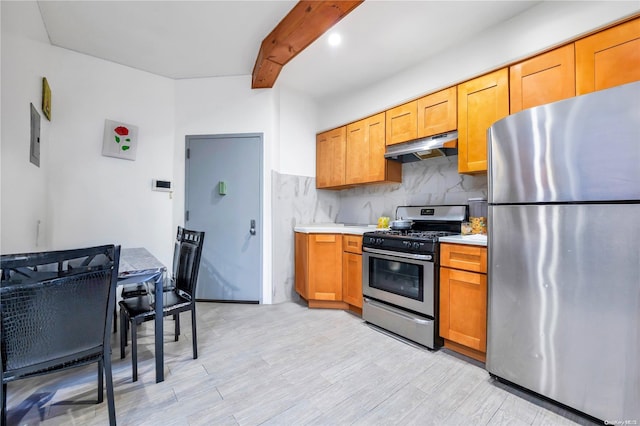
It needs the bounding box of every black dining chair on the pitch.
[1,245,120,426]
[115,232,182,334]
[119,227,204,381]
[119,241,180,301]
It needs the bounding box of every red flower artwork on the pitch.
[114,126,129,136]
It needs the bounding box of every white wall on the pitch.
[174,76,277,303]
[1,1,53,253]
[317,1,640,131]
[277,86,318,177]
[1,2,176,266]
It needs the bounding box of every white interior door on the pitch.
[185,134,262,302]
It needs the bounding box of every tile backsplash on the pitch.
[271,156,487,303]
[336,156,487,224]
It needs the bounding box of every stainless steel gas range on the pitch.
[362,205,467,349]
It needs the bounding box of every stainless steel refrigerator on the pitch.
[486,81,640,422]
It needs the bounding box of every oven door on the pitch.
[362,248,434,317]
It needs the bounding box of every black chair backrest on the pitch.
[174,227,204,298]
[1,245,120,379]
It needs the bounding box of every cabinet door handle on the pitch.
[250,219,256,235]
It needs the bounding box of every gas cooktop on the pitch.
[372,230,457,240]
[362,205,467,255]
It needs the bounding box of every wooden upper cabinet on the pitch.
[457,68,509,174]
[316,126,346,189]
[510,44,576,114]
[576,17,640,95]
[417,86,457,138]
[386,101,417,146]
[346,114,380,184]
[347,112,401,185]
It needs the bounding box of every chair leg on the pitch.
[2,382,7,426]
[131,320,138,382]
[174,314,180,342]
[191,305,198,359]
[97,359,104,403]
[103,352,117,426]
[120,310,127,359]
[113,306,118,334]
[124,317,129,347]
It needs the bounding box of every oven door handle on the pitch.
[363,247,433,261]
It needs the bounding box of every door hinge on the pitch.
[186,148,190,159]
[185,210,189,221]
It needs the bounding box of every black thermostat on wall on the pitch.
[152,179,172,192]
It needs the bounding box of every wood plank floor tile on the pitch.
[4,301,598,425]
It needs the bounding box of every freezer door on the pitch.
[488,81,640,204]
[487,204,640,422]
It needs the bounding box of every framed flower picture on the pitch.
[102,119,138,160]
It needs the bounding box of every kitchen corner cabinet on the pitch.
[342,235,363,311]
[576,17,640,95]
[346,112,401,185]
[439,243,488,362]
[295,233,347,309]
[316,127,346,189]
[510,44,576,114]
[457,68,509,174]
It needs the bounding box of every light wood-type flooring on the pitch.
[4,301,598,425]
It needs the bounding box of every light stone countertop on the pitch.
[294,223,378,235]
[439,234,487,247]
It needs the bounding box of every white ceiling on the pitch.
[37,1,540,102]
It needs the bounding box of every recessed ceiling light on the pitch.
[328,33,342,47]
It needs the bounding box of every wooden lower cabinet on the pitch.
[295,232,348,309]
[439,243,488,362]
[342,235,363,311]
[294,232,309,300]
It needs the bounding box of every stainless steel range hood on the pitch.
[385,131,458,163]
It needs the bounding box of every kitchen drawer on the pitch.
[343,234,363,254]
[440,243,487,273]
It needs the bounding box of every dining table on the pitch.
[118,247,167,383]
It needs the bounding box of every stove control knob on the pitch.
[402,241,411,247]
[376,238,384,245]
[412,242,421,249]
